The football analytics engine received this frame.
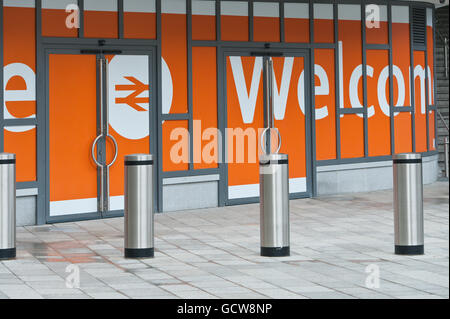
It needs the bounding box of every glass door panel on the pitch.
[48,51,152,220]
[49,54,98,217]
[225,53,309,202]
[107,55,151,213]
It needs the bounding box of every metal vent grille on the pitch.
[412,7,426,46]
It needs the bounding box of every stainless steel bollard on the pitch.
[0,153,16,260]
[259,153,290,257]
[393,153,424,255]
[124,154,154,258]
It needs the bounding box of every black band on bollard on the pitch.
[0,159,15,165]
[395,245,424,255]
[125,248,154,258]
[259,159,289,166]
[261,247,290,257]
[0,248,16,260]
[125,160,154,166]
[393,159,422,164]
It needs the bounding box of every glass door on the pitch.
[47,50,152,222]
[224,51,311,204]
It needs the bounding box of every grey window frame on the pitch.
[0,0,439,223]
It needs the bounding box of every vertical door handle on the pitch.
[105,134,118,168]
[91,134,118,168]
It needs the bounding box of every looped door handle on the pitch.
[260,127,282,154]
[91,134,119,168]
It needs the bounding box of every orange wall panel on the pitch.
[124,12,156,39]
[192,15,216,41]
[84,11,118,38]
[162,120,189,172]
[221,16,248,41]
[3,6,36,119]
[394,112,413,154]
[392,22,411,108]
[162,13,188,114]
[42,8,78,37]
[192,47,218,169]
[414,51,427,153]
[285,18,309,43]
[4,128,37,182]
[3,6,37,183]
[366,21,388,44]
[338,19,364,158]
[253,17,280,42]
[314,19,334,43]
[340,114,365,159]
[314,49,336,160]
[367,50,391,157]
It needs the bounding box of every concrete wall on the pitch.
[162,175,219,212]
[16,188,37,226]
[316,154,439,196]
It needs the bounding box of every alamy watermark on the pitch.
[168,120,282,166]
[365,264,380,289]
[65,264,80,289]
[65,4,80,29]
[366,4,382,29]
[63,4,382,30]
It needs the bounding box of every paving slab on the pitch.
[1,182,448,299]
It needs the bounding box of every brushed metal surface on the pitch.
[393,153,424,246]
[259,153,290,248]
[0,153,16,250]
[124,154,154,249]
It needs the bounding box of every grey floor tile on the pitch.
[3,181,448,299]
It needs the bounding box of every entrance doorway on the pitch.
[222,50,313,205]
[45,49,155,222]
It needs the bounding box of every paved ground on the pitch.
[0,182,448,299]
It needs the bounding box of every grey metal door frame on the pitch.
[219,47,314,206]
[41,45,158,224]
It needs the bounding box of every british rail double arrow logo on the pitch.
[115,76,149,112]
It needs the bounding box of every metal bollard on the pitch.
[259,153,290,257]
[0,153,16,260]
[393,153,424,255]
[124,154,154,258]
